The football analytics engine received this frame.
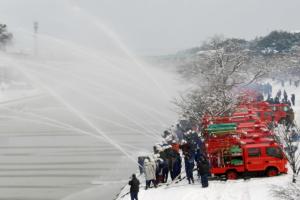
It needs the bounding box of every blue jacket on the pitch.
[173,160,179,171]
[177,156,182,168]
[138,160,144,172]
[197,138,204,152]
[155,162,160,173]
[194,152,204,163]
[186,158,195,170]
[159,161,168,172]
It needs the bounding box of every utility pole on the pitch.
[34,21,38,57]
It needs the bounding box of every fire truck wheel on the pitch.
[266,168,278,177]
[226,170,237,180]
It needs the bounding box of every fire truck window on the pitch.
[233,116,244,119]
[264,111,273,117]
[280,106,289,112]
[264,135,272,139]
[256,112,261,117]
[266,147,282,159]
[269,106,278,111]
[248,148,261,157]
[248,120,256,122]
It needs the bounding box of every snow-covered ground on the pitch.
[116,80,300,200]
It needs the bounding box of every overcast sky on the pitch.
[1,0,299,55]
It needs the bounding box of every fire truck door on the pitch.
[245,148,264,171]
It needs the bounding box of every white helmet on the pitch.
[144,159,149,163]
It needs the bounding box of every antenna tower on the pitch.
[34,21,38,56]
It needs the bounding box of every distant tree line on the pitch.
[0,23,13,51]
[179,30,300,56]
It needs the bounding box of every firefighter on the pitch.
[158,147,167,162]
[177,152,182,180]
[155,159,161,184]
[195,149,204,178]
[187,139,196,158]
[172,140,179,152]
[180,139,188,151]
[199,156,209,188]
[197,135,205,153]
[159,159,169,183]
[171,156,179,180]
[185,154,195,184]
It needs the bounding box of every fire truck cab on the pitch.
[268,103,290,124]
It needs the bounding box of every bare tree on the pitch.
[275,122,300,183]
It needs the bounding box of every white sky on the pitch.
[0,0,299,55]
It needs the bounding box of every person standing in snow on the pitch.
[149,158,156,172]
[177,152,182,180]
[158,147,167,162]
[143,159,157,189]
[185,154,195,184]
[199,156,209,188]
[171,156,179,180]
[291,94,295,106]
[277,90,281,100]
[128,174,140,200]
[159,159,169,183]
[194,149,204,178]
[155,159,161,184]
[137,157,144,175]
[284,90,288,102]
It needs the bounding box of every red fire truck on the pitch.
[206,137,287,179]
[240,101,290,124]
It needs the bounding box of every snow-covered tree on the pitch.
[0,23,13,51]
[275,123,300,183]
[174,36,268,119]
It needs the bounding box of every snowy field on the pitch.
[116,80,300,200]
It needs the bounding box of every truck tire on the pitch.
[266,168,278,177]
[226,170,238,180]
